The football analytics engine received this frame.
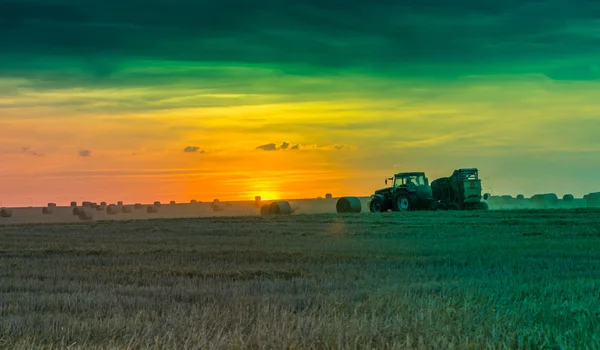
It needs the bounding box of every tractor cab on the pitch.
[385,172,429,188]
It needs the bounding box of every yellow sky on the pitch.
[2,71,600,207]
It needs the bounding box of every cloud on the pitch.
[183,146,204,153]
[78,149,91,157]
[21,146,42,157]
[291,144,299,150]
[256,143,277,151]
[278,141,289,150]
[2,0,600,87]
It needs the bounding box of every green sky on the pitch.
[1,0,600,205]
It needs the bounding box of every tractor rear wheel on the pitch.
[393,194,416,211]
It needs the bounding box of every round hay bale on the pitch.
[47,202,56,208]
[260,203,271,216]
[563,194,574,201]
[106,205,120,215]
[70,201,77,207]
[100,202,107,206]
[134,203,143,209]
[42,207,53,214]
[585,192,600,207]
[516,194,525,200]
[96,205,104,211]
[336,196,362,213]
[117,201,123,206]
[153,201,161,207]
[0,209,12,218]
[121,206,132,214]
[543,193,559,206]
[82,201,91,207]
[147,206,158,213]
[255,196,261,202]
[170,200,176,205]
[190,200,198,204]
[325,193,333,199]
[268,201,292,215]
[72,207,81,216]
[78,210,93,221]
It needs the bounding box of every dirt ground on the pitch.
[0,196,592,226]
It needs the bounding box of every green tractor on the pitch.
[369,172,438,212]
[430,168,489,210]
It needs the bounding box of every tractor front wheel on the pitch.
[369,197,385,213]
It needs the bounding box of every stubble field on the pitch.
[1,209,600,349]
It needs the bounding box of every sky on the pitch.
[1,0,600,206]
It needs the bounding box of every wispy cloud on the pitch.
[21,146,43,157]
[78,150,91,157]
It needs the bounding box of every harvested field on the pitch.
[1,209,600,349]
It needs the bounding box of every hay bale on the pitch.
[121,206,132,214]
[531,193,558,206]
[336,196,362,213]
[117,201,123,206]
[268,201,292,215]
[42,207,53,214]
[153,201,161,206]
[96,205,104,211]
[134,203,143,209]
[170,200,176,205]
[70,201,77,207]
[585,192,600,207]
[325,193,333,199]
[78,210,93,221]
[47,202,56,208]
[516,194,525,200]
[563,194,574,201]
[82,201,91,207]
[190,200,198,204]
[0,209,12,218]
[147,206,159,213]
[260,203,271,216]
[100,201,107,206]
[72,207,81,216]
[106,205,120,215]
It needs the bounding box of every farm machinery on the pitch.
[368,168,489,212]
[430,168,489,210]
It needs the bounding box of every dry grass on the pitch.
[1,209,600,349]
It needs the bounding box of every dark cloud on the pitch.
[78,149,91,157]
[256,143,277,151]
[257,142,298,151]
[1,0,600,84]
[21,146,42,157]
[183,146,204,153]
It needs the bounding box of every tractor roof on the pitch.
[394,171,426,177]
[457,168,478,172]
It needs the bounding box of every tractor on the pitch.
[369,172,438,212]
[430,168,489,210]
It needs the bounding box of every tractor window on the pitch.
[395,175,426,186]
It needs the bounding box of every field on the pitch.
[1,207,600,349]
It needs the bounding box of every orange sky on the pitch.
[2,67,600,207]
